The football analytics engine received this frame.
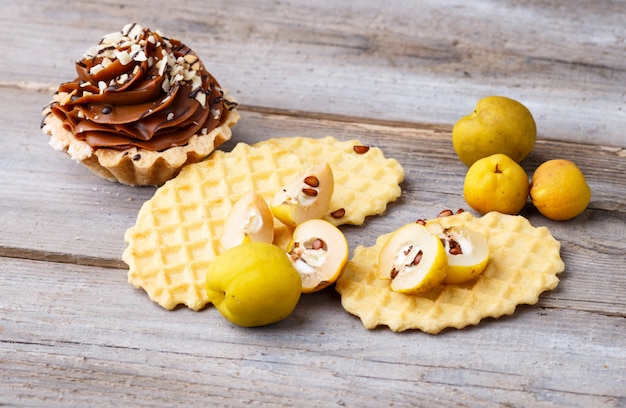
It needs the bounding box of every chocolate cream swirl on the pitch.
[48,23,237,152]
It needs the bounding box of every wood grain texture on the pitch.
[1,257,624,407]
[2,0,625,146]
[1,0,625,406]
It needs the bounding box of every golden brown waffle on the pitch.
[254,137,404,226]
[124,137,404,310]
[335,211,565,334]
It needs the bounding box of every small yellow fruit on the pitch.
[271,162,334,228]
[206,242,302,327]
[426,222,490,284]
[464,153,530,215]
[287,219,349,293]
[530,159,591,220]
[452,96,536,166]
[377,223,448,294]
[220,191,274,250]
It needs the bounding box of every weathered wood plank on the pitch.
[1,0,625,146]
[1,257,624,407]
[1,2,626,406]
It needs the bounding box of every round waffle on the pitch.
[124,137,404,310]
[335,211,565,334]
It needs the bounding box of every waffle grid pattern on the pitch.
[335,211,565,334]
[124,137,404,310]
[125,143,304,310]
[255,137,404,226]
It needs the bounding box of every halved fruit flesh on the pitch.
[220,190,274,250]
[377,222,447,294]
[287,218,348,293]
[271,162,334,228]
[425,222,489,284]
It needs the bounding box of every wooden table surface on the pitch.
[1,1,625,406]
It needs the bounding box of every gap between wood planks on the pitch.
[240,103,453,134]
[0,246,126,270]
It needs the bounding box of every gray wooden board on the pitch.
[1,257,624,407]
[2,0,625,146]
[1,0,625,406]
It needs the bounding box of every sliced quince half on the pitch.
[271,162,334,228]
[287,218,348,293]
[377,222,448,294]
[425,222,490,284]
[220,190,274,251]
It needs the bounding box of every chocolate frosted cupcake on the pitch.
[41,23,239,186]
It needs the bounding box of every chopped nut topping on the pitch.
[48,23,239,152]
[90,64,105,75]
